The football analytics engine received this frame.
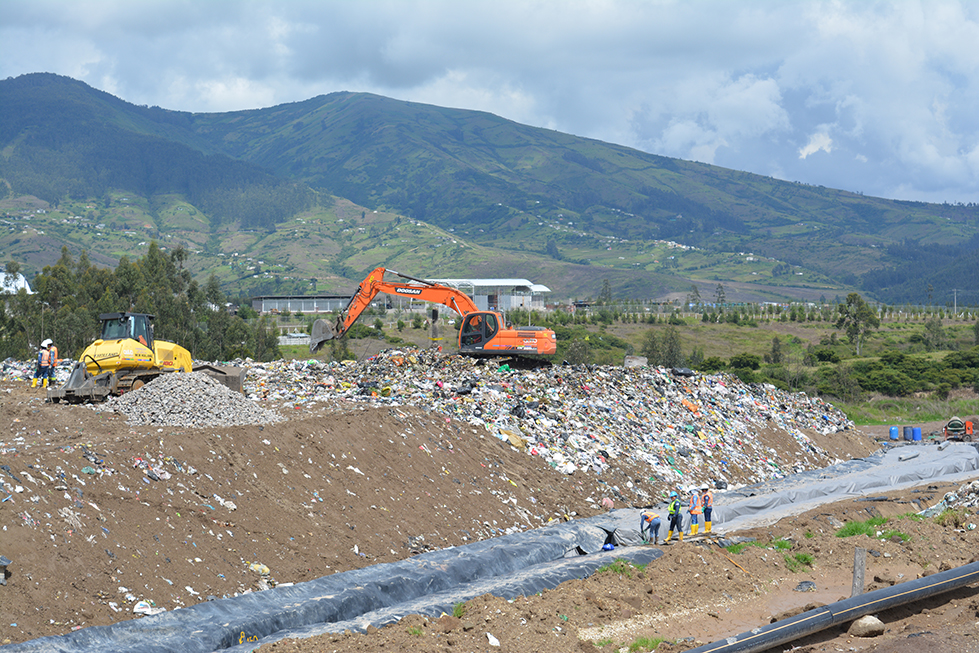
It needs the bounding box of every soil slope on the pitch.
[0,366,973,653]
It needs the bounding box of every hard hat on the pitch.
[669,491,678,498]
[41,339,52,348]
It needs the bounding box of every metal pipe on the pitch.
[685,560,979,653]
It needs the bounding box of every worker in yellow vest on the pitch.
[664,491,683,544]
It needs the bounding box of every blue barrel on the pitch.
[903,426,913,441]
[889,426,899,441]
[913,427,922,441]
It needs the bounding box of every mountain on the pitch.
[2,73,978,305]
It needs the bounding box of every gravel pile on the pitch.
[96,371,284,427]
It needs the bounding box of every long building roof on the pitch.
[426,278,551,292]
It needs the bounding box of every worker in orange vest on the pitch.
[42,339,58,386]
[32,343,51,388]
[701,485,714,534]
[639,509,661,545]
[688,488,703,536]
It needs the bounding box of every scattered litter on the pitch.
[248,562,270,576]
[132,600,165,616]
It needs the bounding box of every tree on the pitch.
[564,339,590,365]
[640,329,660,363]
[923,314,948,351]
[686,285,701,306]
[660,325,684,368]
[729,352,761,370]
[249,316,281,361]
[597,279,613,306]
[714,283,726,305]
[764,336,784,364]
[834,293,879,356]
[545,239,562,260]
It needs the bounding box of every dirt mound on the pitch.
[0,363,970,653]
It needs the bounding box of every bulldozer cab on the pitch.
[100,313,154,348]
[460,312,499,347]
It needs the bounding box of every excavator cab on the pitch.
[460,312,499,349]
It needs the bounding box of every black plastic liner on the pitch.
[10,443,979,653]
[4,514,655,653]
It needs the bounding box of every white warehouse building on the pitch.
[252,278,551,315]
[424,277,551,312]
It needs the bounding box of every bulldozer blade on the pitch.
[192,364,247,393]
[309,319,336,353]
[46,362,114,403]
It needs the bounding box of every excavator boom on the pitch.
[310,267,556,357]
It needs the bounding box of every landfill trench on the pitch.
[0,349,955,652]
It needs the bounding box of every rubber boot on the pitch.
[42,378,48,388]
[705,521,712,534]
[664,530,673,544]
[691,523,699,536]
[679,530,684,542]
[31,378,38,388]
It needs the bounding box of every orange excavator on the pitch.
[309,267,557,357]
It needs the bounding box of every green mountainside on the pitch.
[2,73,978,305]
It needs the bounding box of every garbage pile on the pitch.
[96,372,285,427]
[921,479,979,518]
[242,347,858,490]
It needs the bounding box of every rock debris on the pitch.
[95,371,284,427]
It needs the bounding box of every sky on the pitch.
[3,0,979,205]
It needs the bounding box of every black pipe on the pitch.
[685,560,979,653]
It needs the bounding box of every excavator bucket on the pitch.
[309,319,336,353]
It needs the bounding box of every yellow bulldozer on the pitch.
[47,312,245,403]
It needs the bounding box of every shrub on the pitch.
[784,553,814,572]
[597,559,645,577]
[935,508,968,528]
[628,637,666,652]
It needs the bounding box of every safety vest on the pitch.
[703,490,713,509]
[642,511,659,522]
[668,499,681,515]
[49,345,58,365]
[39,349,51,367]
[689,493,702,515]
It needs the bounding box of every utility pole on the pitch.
[952,289,960,316]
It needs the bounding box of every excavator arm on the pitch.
[311,267,480,352]
[310,267,557,357]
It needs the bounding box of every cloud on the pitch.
[799,132,833,159]
[2,0,979,202]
